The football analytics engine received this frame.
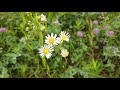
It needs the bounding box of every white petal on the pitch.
[46,54,51,59]
[40,53,44,57]
[48,34,50,38]
[54,34,57,38]
[51,33,54,38]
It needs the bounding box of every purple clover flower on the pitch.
[0,27,7,32]
[107,31,114,37]
[77,31,83,37]
[93,28,99,35]
[93,20,98,25]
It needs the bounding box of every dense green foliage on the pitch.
[0,12,120,78]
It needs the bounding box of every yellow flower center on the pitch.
[62,35,67,40]
[49,38,55,44]
[44,48,49,54]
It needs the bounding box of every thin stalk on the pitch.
[86,12,94,57]
[19,12,41,77]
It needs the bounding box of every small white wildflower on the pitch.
[26,27,30,32]
[28,21,32,25]
[40,14,47,21]
[39,45,54,59]
[59,31,70,42]
[61,49,69,58]
[45,33,58,46]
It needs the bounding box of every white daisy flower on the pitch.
[59,31,70,42]
[40,14,47,21]
[39,45,53,59]
[45,33,58,46]
[61,49,69,58]
[56,37,63,44]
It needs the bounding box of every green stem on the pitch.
[42,57,47,68]
[46,65,51,78]
[28,13,46,68]
[19,12,27,36]
[86,12,94,57]
[65,57,67,64]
